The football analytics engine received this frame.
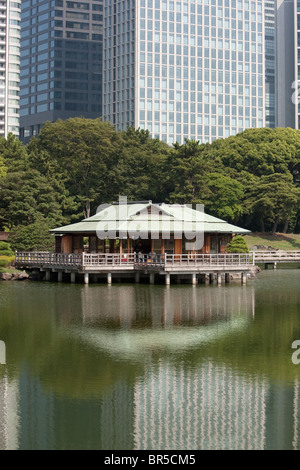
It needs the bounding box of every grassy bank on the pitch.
[0,255,16,273]
[244,233,300,251]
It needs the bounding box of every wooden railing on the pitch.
[15,252,254,269]
[253,251,300,263]
[164,253,254,267]
[15,252,82,267]
[82,253,136,266]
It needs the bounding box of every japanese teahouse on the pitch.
[15,200,253,285]
[52,200,249,255]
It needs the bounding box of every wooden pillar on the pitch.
[242,272,247,285]
[135,272,140,284]
[217,273,222,286]
[71,272,76,283]
[149,273,155,285]
[107,273,112,285]
[209,273,214,284]
[84,273,89,285]
[57,271,63,283]
[192,273,197,285]
[165,273,170,286]
[205,274,210,285]
[45,270,51,282]
[225,273,230,284]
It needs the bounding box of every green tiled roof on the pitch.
[50,202,251,235]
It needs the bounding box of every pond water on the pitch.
[0,269,300,450]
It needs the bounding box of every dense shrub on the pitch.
[226,235,250,254]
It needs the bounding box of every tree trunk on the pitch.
[84,200,91,219]
[260,217,265,234]
[272,217,280,236]
[283,220,289,234]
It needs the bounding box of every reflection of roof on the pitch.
[70,316,249,361]
[50,202,251,235]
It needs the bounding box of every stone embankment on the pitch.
[0,270,29,281]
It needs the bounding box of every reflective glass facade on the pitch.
[19,0,103,142]
[296,0,300,128]
[265,0,275,128]
[103,0,266,145]
[0,0,21,138]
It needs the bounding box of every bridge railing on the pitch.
[253,251,300,262]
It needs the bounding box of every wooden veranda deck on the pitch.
[15,252,255,285]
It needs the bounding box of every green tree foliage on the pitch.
[0,241,14,257]
[0,133,28,171]
[0,155,6,179]
[200,173,245,222]
[107,127,170,203]
[0,169,72,230]
[226,236,250,254]
[1,124,300,244]
[244,173,300,234]
[163,139,213,205]
[29,118,117,218]
[9,217,55,252]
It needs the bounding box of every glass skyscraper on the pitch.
[19,0,103,142]
[275,0,296,129]
[0,0,21,138]
[265,0,276,128]
[295,0,300,128]
[103,0,266,145]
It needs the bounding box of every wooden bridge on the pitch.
[252,251,300,268]
[15,252,255,286]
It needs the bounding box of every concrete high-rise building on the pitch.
[0,0,21,138]
[19,0,104,143]
[294,0,300,128]
[265,0,276,128]
[103,0,266,145]
[275,0,296,128]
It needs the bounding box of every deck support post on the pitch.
[192,273,197,285]
[135,272,140,284]
[107,273,112,285]
[45,270,51,282]
[217,273,222,286]
[57,271,63,283]
[149,273,155,285]
[225,273,230,284]
[209,273,214,284]
[205,274,210,285]
[242,272,247,285]
[165,273,170,286]
[71,272,76,284]
[84,273,89,285]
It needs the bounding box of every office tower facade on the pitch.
[19,0,103,142]
[103,0,266,145]
[275,0,296,128]
[294,0,300,128]
[0,0,21,138]
[265,0,276,128]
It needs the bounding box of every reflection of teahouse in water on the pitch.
[80,283,256,330]
[76,285,255,361]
